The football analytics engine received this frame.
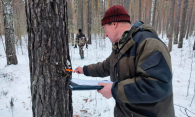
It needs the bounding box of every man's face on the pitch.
[103,23,118,43]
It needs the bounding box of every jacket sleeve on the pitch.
[111,39,172,104]
[83,55,111,77]
[75,34,79,45]
[84,34,88,46]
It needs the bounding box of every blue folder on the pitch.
[69,78,112,91]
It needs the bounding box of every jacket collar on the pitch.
[112,21,144,51]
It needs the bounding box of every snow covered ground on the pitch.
[0,34,195,117]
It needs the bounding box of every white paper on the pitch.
[71,78,113,86]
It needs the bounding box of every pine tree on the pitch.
[1,0,18,65]
[25,1,73,116]
[178,0,189,48]
[174,0,182,44]
[167,0,175,52]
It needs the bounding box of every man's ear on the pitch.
[113,22,118,28]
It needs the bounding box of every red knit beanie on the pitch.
[101,5,130,26]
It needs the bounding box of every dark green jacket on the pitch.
[75,32,87,46]
[83,21,175,117]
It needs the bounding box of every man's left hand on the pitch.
[98,83,113,99]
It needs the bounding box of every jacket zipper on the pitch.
[116,48,121,81]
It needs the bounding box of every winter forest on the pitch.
[0,0,195,117]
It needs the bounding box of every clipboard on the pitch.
[69,78,113,91]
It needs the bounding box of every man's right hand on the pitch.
[74,66,84,74]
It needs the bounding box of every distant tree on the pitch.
[189,1,195,36]
[0,1,4,36]
[165,1,171,35]
[130,0,135,24]
[174,0,182,44]
[25,1,72,116]
[1,0,18,65]
[167,0,175,52]
[139,0,141,21]
[67,0,74,46]
[186,0,194,39]
[146,0,152,25]
[123,0,130,13]
[158,0,165,35]
[109,0,112,8]
[13,0,27,55]
[178,0,189,48]
[144,0,147,23]
[77,0,83,30]
[154,1,159,31]
[87,0,92,44]
[152,0,157,27]
[101,0,106,39]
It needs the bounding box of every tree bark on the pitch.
[123,0,130,14]
[77,0,83,30]
[25,1,72,117]
[152,0,157,27]
[178,0,188,48]
[165,1,171,34]
[189,1,195,36]
[102,0,106,39]
[109,0,112,8]
[158,0,164,34]
[87,0,92,44]
[174,0,182,44]
[139,0,141,21]
[1,0,18,65]
[186,0,194,39]
[167,0,175,52]
[67,0,74,46]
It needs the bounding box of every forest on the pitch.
[0,0,195,117]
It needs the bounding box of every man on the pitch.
[74,5,175,117]
[74,29,87,59]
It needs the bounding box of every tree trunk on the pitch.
[67,0,74,46]
[186,0,194,39]
[88,0,92,44]
[189,1,195,36]
[178,0,188,48]
[109,0,112,8]
[158,0,164,35]
[123,0,130,14]
[165,1,171,34]
[131,0,135,24]
[25,1,73,117]
[77,0,83,30]
[154,1,159,31]
[174,0,181,44]
[139,0,141,21]
[102,0,106,39]
[152,0,157,27]
[144,0,147,23]
[167,0,175,52]
[1,0,18,65]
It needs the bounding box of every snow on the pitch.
[0,34,195,117]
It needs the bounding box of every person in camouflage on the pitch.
[74,5,175,117]
[74,29,87,59]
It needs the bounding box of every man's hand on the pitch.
[74,66,84,74]
[98,83,113,99]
